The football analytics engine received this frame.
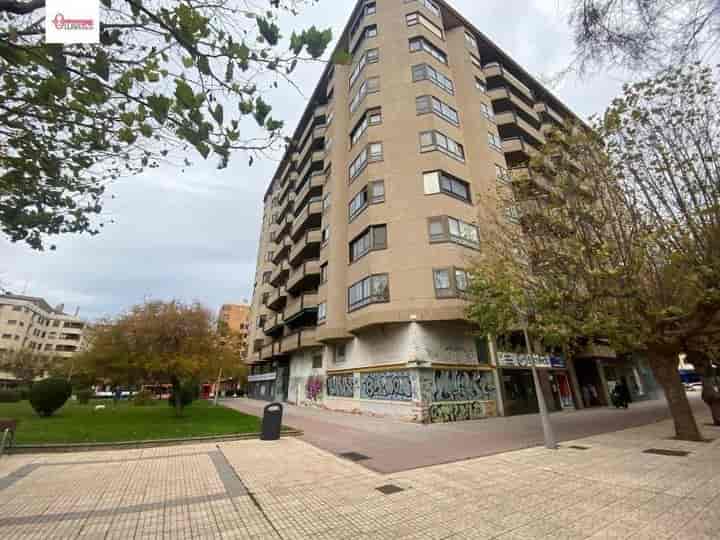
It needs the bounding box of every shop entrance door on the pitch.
[502,369,539,415]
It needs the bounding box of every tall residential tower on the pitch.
[245,0,656,421]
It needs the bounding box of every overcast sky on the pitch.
[0,0,628,321]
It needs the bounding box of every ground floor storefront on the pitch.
[250,322,661,423]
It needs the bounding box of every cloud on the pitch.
[1,0,628,322]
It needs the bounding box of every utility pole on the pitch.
[523,326,557,449]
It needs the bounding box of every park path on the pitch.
[0,404,718,539]
[222,393,707,473]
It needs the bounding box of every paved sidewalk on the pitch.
[222,395,706,473]
[1,408,719,538]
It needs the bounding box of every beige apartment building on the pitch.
[218,303,251,359]
[246,0,656,421]
[0,293,87,385]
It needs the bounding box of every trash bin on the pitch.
[260,402,283,441]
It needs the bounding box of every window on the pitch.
[334,344,347,364]
[470,54,482,70]
[488,132,502,151]
[349,48,379,88]
[412,63,454,95]
[318,303,327,323]
[320,263,328,284]
[475,77,486,92]
[348,274,390,311]
[350,224,387,263]
[409,37,447,65]
[423,171,470,202]
[349,142,383,181]
[321,226,330,244]
[351,24,378,56]
[7,320,16,325]
[350,76,380,115]
[419,130,465,161]
[261,293,269,305]
[12,306,21,311]
[349,180,385,221]
[257,316,267,329]
[427,216,480,248]
[481,102,494,121]
[406,12,443,40]
[266,251,274,262]
[464,30,477,49]
[350,107,382,146]
[404,0,440,17]
[1,334,11,339]
[350,1,377,38]
[262,271,272,284]
[415,95,459,126]
[322,193,331,212]
[495,164,510,184]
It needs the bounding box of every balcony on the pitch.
[291,198,322,241]
[283,292,319,327]
[502,137,539,166]
[280,327,319,354]
[269,262,290,287]
[483,63,534,102]
[297,149,325,188]
[487,87,539,124]
[276,214,293,241]
[276,192,295,223]
[495,111,545,147]
[261,342,275,361]
[289,228,322,267]
[287,259,321,294]
[263,312,285,337]
[271,237,292,265]
[509,167,552,201]
[267,286,288,312]
[295,171,325,211]
[278,171,298,204]
[535,102,564,126]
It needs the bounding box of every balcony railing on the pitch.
[271,237,292,265]
[496,111,545,146]
[267,286,288,312]
[269,262,290,287]
[284,292,319,322]
[295,171,325,211]
[535,102,564,126]
[289,228,322,267]
[291,198,322,240]
[280,327,319,354]
[487,86,539,123]
[287,259,321,293]
[483,62,534,102]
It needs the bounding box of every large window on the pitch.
[427,216,480,248]
[423,171,470,202]
[404,0,440,17]
[409,37,447,65]
[350,1,377,38]
[350,224,387,262]
[419,130,465,162]
[349,180,385,221]
[350,107,382,147]
[416,95,459,126]
[320,263,328,284]
[348,274,389,311]
[481,102,494,121]
[406,12,443,40]
[349,142,383,181]
[349,48,379,89]
[433,268,469,298]
[350,77,380,115]
[318,302,327,322]
[351,24,378,56]
[412,63,454,95]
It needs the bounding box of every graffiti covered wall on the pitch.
[326,373,354,398]
[360,370,413,401]
[429,400,496,423]
[432,369,496,402]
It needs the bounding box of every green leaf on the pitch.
[211,104,224,125]
[174,79,195,109]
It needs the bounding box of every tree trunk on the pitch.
[687,351,720,426]
[649,354,703,441]
[171,375,183,417]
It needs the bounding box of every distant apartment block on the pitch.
[245,0,658,421]
[0,293,87,384]
[218,303,251,360]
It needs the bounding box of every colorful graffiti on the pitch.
[360,371,413,401]
[306,375,323,401]
[432,370,496,402]
[326,374,354,398]
[429,400,494,423]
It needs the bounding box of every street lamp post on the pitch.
[523,326,557,450]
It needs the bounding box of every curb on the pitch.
[7,429,304,454]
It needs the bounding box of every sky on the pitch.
[0,0,628,321]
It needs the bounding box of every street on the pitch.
[223,393,707,473]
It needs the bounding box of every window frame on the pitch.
[404,0,441,18]
[348,179,384,221]
[411,63,454,95]
[347,273,390,312]
[349,141,383,182]
[415,94,459,126]
[409,36,448,65]
[349,76,380,115]
[423,170,471,203]
[318,302,327,322]
[349,48,380,89]
[427,215,480,249]
[350,107,382,147]
[419,130,465,162]
[349,224,388,263]
[405,11,444,40]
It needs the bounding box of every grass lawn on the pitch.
[0,399,263,445]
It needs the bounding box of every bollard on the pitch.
[260,402,283,441]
